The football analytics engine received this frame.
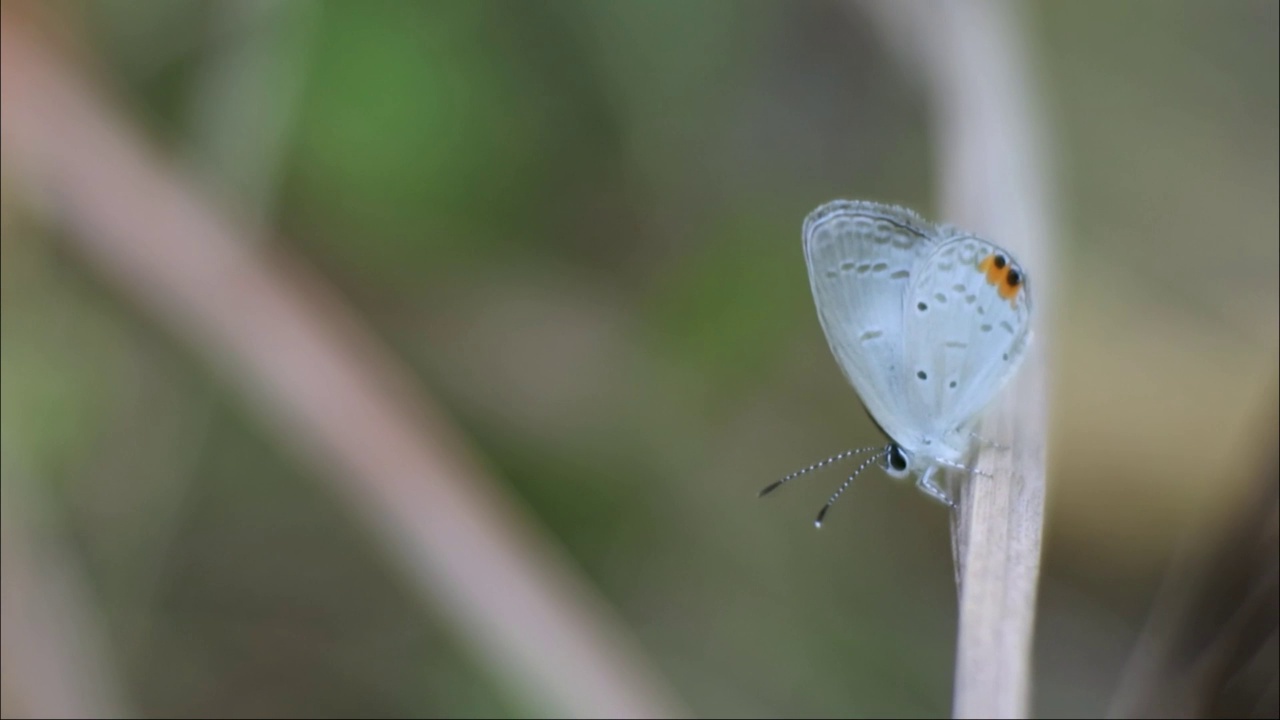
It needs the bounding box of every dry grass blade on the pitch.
[0,10,686,719]
[856,1,1058,717]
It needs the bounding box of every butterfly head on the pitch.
[880,442,912,479]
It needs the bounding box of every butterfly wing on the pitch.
[899,234,1033,452]
[803,200,940,444]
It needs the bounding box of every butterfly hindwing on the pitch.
[899,234,1032,449]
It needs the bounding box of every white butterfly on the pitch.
[761,200,1032,526]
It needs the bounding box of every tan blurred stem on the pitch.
[1108,394,1279,719]
[181,0,318,225]
[1,449,132,719]
[857,1,1057,718]
[0,11,687,720]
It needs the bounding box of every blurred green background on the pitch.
[2,1,1276,717]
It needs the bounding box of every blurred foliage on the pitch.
[2,1,1277,718]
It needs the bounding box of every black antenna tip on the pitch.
[758,480,783,498]
[814,505,830,528]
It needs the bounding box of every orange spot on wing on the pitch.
[978,254,1021,309]
[978,254,1005,285]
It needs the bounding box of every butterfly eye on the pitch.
[888,445,908,472]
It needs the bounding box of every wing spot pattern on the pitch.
[979,253,1027,308]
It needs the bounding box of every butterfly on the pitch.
[761,200,1032,526]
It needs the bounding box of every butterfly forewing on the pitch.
[802,200,939,445]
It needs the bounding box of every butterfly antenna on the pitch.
[814,448,889,528]
[758,446,881,498]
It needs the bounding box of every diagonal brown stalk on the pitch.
[0,9,686,719]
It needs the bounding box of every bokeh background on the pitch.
[2,1,1276,718]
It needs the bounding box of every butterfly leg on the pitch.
[933,456,994,479]
[969,431,1010,452]
[915,466,956,508]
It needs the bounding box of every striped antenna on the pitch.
[814,447,891,528]
[758,446,881,498]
